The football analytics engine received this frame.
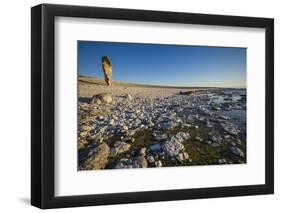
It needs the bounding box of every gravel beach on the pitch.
[78,77,247,170]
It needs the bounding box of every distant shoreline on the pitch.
[79,75,245,90]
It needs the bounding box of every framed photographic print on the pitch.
[31,4,274,209]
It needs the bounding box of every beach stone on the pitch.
[154,133,168,142]
[80,143,110,170]
[109,119,115,125]
[155,160,163,167]
[176,152,189,162]
[195,136,203,142]
[110,141,131,157]
[219,115,230,120]
[133,156,148,168]
[221,122,240,136]
[92,99,102,105]
[114,158,133,169]
[158,121,177,130]
[162,137,185,157]
[93,93,113,104]
[102,56,113,86]
[123,125,129,131]
[80,125,91,132]
[79,131,88,138]
[205,141,212,145]
[218,159,227,164]
[139,147,146,156]
[146,155,155,164]
[125,94,133,101]
[211,135,223,143]
[230,147,244,157]
[150,143,162,152]
[174,132,191,142]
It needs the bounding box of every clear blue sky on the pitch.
[78,41,246,88]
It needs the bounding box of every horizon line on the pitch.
[79,75,246,89]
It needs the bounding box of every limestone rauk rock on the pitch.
[79,143,110,170]
[92,93,113,104]
[102,56,113,86]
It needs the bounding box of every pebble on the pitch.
[146,155,155,164]
[230,147,244,157]
[155,160,162,167]
[139,147,146,156]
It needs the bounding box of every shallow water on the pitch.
[220,110,246,129]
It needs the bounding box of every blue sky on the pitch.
[78,41,246,88]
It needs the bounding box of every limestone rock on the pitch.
[114,158,133,169]
[133,156,148,168]
[155,160,162,167]
[110,141,131,157]
[162,137,185,157]
[230,147,244,157]
[80,143,110,170]
[102,56,113,86]
[92,93,113,104]
[221,122,240,136]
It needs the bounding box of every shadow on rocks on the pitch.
[79,96,92,104]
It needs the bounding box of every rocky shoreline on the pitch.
[78,80,246,170]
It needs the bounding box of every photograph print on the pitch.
[77,41,247,171]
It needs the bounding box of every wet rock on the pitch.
[206,120,213,128]
[211,143,220,147]
[149,143,162,152]
[162,137,185,157]
[205,140,212,145]
[114,158,133,169]
[230,147,244,157]
[212,106,221,111]
[110,141,131,157]
[158,121,177,130]
[221,122,240,136]
[219,115,230,120]
[199,107,212,116]
[133,156,148,168]
[195,136,203,142]
[218,159,227,164]
[154,133,168,142]
[80,143,110,170]
[211,135,222,143]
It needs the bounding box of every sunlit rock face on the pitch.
[102,56,113,86]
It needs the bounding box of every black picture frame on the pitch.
[31,3,274,209]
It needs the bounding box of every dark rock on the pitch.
[230,147,244,157]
